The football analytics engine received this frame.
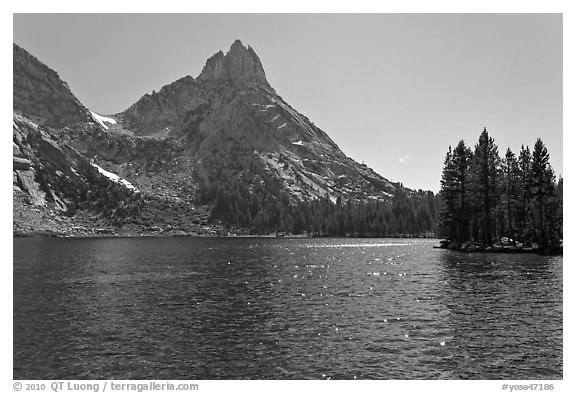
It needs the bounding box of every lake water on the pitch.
[13,237,562,380]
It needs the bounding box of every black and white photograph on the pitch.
[9,6,568,391]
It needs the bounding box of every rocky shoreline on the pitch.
[434,240,563,255]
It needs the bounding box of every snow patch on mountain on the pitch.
[91,111,117,130]
[91,162,138,191]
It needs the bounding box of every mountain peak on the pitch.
[230,39,245,49]
[198,40,268,87]
[13,44,91,127]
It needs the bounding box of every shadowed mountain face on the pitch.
[13,40,409,235]
[13,44,92,128]
[13,44,126,226]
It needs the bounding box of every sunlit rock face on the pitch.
[120,40,400,203]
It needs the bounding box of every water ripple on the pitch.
[13,237,562,379]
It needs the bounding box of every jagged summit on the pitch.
[198,40,269,87]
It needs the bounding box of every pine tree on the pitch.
[439,147,456,233]
[531,138,556,248]
[501,148,520,239]
[471,128,500,245]
[517,145,532,241]
[555,177,563,243]
[440,140,473,242]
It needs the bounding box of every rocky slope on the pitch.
[13,111,214,237]
[12,45,212,236]
[119,40,400,205]
[13,40,413,236]
[13,113,125,236]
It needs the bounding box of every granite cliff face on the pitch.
[120,40,399,204]
[12,113,141,236]
[13,40,408,235]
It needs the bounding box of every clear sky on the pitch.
[13,13,562,192]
